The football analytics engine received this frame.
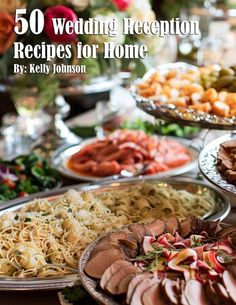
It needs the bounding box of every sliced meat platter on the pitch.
[217,140,236,185]
[83,216,236,305]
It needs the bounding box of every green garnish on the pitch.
[24,218,31,222]
[217,250,233,264]
[191,236,204,248]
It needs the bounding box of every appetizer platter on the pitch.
[132,62,236,130]
[80,216,236,305]
[0,178,230,290]
[199,133,236,196]
[52,129,199,181]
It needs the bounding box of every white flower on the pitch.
[131,9,156,23]
[140,34,165,55]
[88,12,125,52]
[67,0,90,11]
[128,0,155,22]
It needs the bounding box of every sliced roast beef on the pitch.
[105,265,141,295]
[184,280,209,305]
[90,230,131,258]
[126,273,153,304]
[142,282,165,305]
[120,247,138,259]
[161,278,178,305]
[205,281,219,305]
[221,140,236,150]
[213,282,230,302]
[217,146,229,162]
[208,220,222,235]
[217,141,236,186]
[217,226,236,239]
[190,217,207,234]
[146,219,166,237]
[118,239,138,250]
[219,159,234,172]
[130,277,159,305]
[117,273,136,295]
[90,242,121,258]
[180,216,192,237]
[166,216,180,235]
[100,260,131,289]
[223,270,236,304]
[227,264,236,278]
[128,224,152,243]
[225,170,236,183]
[179,281,189,305]
[84,249,126,279]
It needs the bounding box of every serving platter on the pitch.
[199,133,236,196]
[132,62,236,130]
[0,177,230,291]
[51,137,199,182]
[79,236,119,305]
[79,219,233,305]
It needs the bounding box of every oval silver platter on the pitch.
[79,219,231,305]
[51,136,199,182]
[0,177,230,291]
[79,236,119,305]
[132,62,236,130]
[199,133,236,196]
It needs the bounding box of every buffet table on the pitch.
[0,90,236,305]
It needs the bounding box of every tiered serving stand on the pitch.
[132,62,236,198]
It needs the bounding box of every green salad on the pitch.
[0,154,59,203]
[70,119,200,139]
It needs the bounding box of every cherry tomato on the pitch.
[2,179,16,190]
[15,165,24,171]
[37,162,43,168]
[18,192,29,197]
[20,174,27,181]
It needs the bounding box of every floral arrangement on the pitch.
[0,0,161,81]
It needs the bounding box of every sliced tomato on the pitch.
[2,179,16,190]
[37,162,43,168]
[15,165,24,171]
[203,251,225,273]
[19,174,27,181]
[18,192,29,197]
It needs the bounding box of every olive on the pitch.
[213,76,236,90]
[228,85,236,93]
[219,68,235,77]
[230,66,236,74]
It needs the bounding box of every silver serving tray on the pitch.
[199,133,236,196]
[79,218,232,305]
[132,62,236,130]
[51,136,199,182]
[0,177,230,291]
[79,236,119,305]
